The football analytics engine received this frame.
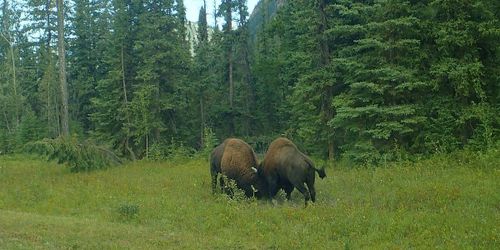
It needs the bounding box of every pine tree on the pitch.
[234,0,254,136]
[424,0,500,151]
[0,0,20,130]
[323,1,427,163]
[24,0,60,138]
[264,0,339,159]
[251,2,286,137]
[194,3,209,148]
[218,0,236,135]
[132,0,190,154]
[70,0,112,131]
[91,0,139,158]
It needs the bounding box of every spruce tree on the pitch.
[194,4,209,148]
[218,0,237,135]
[70,0,112,131]
[424,0,500,151]
[133,0,190,154]
[91,0,138,158]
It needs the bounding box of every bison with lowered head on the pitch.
[260,137,326,205]
[210,138,267,198]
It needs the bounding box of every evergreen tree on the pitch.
[251,2,286,137]
[193,3,209,148]
[91,0,139,158]
[0,0,21,131]
[423,0,500,151]
[70,0,112,131]
[133,0,190,151]
[327,1,427,163]
[234,0,254,136]
[23,0,60,138]
[0,0,27,150]
[0,0,496,163]
[218,0,237,135]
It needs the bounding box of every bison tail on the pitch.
[304,155,326,179]
[315,168,326,179]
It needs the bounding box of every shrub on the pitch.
[148,140,196,161]
[201,127,218,155]
[117,202,139,220]
[24,136,122,172]
[219,175,248,201]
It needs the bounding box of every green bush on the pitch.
[201,128,218,155]
[148,140,196,161]
[117,202,140,220]
[218,175,248,201]
[24,136,122,172]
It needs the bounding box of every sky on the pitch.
[184,0,260,23]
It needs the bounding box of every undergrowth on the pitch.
[24,136,122,172]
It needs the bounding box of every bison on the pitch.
[259,137,326,205]
[210,138,267,198]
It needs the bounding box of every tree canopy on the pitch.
[0,0,498,164]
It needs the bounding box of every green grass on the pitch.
[0,151,499,249]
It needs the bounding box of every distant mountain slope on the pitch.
[185,1,284,55]
[185,21,215,56]
[247,0,286,43]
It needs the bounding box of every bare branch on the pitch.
[0,32,12,45]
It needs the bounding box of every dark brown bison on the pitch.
[260,137,326,205]
[210,138,267,198]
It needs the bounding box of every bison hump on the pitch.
[220,138,259,182]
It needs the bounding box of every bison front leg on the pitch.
[266,176,279,203]
[282,182,294,201]
[219,176,225,193]
[211,170,218,194]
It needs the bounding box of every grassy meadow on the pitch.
[0,150,499,249]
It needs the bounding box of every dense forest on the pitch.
[0,0,498,165]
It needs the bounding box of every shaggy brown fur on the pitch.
[260,137,326,205]
[210,138,266,197]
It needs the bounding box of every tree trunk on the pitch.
[56,0,69,136]
[9,42,18,127]
[145,134,149,159]
[1,0,19,128]
[226,2,235,135]
[228,50,235,135]
[229,54,233,110]
[121,46,136,161]
[55,90,61,136]
[213,0,218,27]
[0,33,18,128]
[47,68,51,136]
[46,0,52,50]
[200,92,205,148]
[2,109,11,133]
[242,32,253,136]
[318,0,334,161]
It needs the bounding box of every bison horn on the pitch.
[251,167,258,173]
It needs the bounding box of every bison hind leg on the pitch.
[305,170,317,202]
[306,181,316,203]
[292,181,310,206]
[211,171,219,194]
